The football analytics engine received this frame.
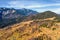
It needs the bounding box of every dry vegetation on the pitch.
[0,17,60,40]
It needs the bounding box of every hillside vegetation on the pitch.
[0,17,60,40]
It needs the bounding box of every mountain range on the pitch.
[0,8,60,40]
[0,8,38,28]
[0,8,60,28]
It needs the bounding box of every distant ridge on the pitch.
[25,11,58,20]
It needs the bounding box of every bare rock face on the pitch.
[0,8,38,28]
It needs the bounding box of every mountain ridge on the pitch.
[0,8,38,28]
[0,8,60,28]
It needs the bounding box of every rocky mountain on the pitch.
[0,8,38,19]
[0,8,38,28]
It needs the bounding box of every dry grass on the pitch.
[0,18,60,40]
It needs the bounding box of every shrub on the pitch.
[52,28,56,30]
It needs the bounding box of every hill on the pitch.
[0,17,60,40]
[24,11,59,21]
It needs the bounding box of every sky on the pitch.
[0,0,60,14]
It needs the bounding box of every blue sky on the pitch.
[0,0,60,14]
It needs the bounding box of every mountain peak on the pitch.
[43,11,56,14]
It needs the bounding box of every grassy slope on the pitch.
[0,17,60,40]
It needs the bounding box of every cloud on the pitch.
[34,8,60,14]
[52,0,60,2]
[6,1,60,14]
[7,1,60,9]
[51,8,60,14]
[26,3,60,9]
